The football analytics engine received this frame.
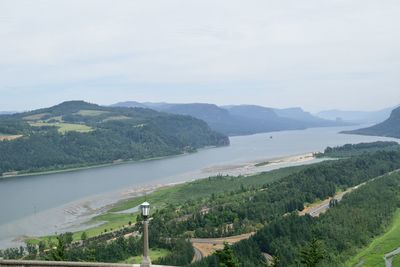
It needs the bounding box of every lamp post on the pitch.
[140,201,151,267]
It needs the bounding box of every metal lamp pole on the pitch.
[140,202,151,267]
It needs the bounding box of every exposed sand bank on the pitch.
[1,153,320,248]
[201,152,317,176]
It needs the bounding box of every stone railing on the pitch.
[0,260,175,267]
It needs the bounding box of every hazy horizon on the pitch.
[1,0,399,112]
[1,99,397,114]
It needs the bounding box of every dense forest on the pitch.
[316,141,400,158]
[146,150,400,240]
[0,101,229,176]
[343,106,400,138]
[192,172,400,266]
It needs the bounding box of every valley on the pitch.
[113,102,350,136]
[4,141,399,266]
[1,102,400,267]
[1,1,400,266]
[0,125,397,249]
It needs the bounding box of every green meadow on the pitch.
[346,209,400,266]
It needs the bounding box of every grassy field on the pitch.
[26,164,310,247]
[85,165,311,240]
[392,255,400,266]
[346,209,400,267]
[22,113,50,120]
[46,116,63,122]
[119,248,169,264]
[75,212,137,239]
[103,115,131,122]
[76,109,110,116]
[27,212,137,246]
[29,122,93,133]
[110,164,309,213]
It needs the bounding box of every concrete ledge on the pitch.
[0,260,129,267]
[0,260,176,267]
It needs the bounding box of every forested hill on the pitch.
[113,102,349,136]
[343,106,400,138]
[0,101,229,176]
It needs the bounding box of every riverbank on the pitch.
[22,152,319,248]
[0,149,210,180]
[200,152,317,177]
[96,152,319,213]
[3,126,398,249]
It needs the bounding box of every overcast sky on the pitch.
[0,0,399,112]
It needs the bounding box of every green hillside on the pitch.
[113,102,349,136]
[0,101,229,176]
[343,106,400,138]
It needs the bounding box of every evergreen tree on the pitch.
[300,238,325,267]
[47,236,66,261]
[215,243,239,267]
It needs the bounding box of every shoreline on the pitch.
[0,147,218,180]
[83,153,319,216]
[105,153,319,214]
[200,152,317,176]
[1,152,319,249]
[65,153,319,220]
[1,126,399,249]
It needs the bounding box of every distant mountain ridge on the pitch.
[316,106,397,124]
[343,106,400,139]
[112,101,349,136]
[274,107,335,126]
[0,111,16,115]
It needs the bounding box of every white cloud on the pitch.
[0,0,399,111]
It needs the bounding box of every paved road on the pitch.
[191,238,228,244]
[191,233,253,244]
[192,247,204,263]
[384,247,400,267]
[303,169,400,217]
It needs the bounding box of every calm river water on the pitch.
[0,126,398,247]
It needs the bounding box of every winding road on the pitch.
[301,169,400,218]
[384,247,400,267]
[192,247,204,263]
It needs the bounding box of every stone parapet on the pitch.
[0,260,175,267]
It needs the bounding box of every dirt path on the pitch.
[190,233,254,261]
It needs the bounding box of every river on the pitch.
[0,126,398,248]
